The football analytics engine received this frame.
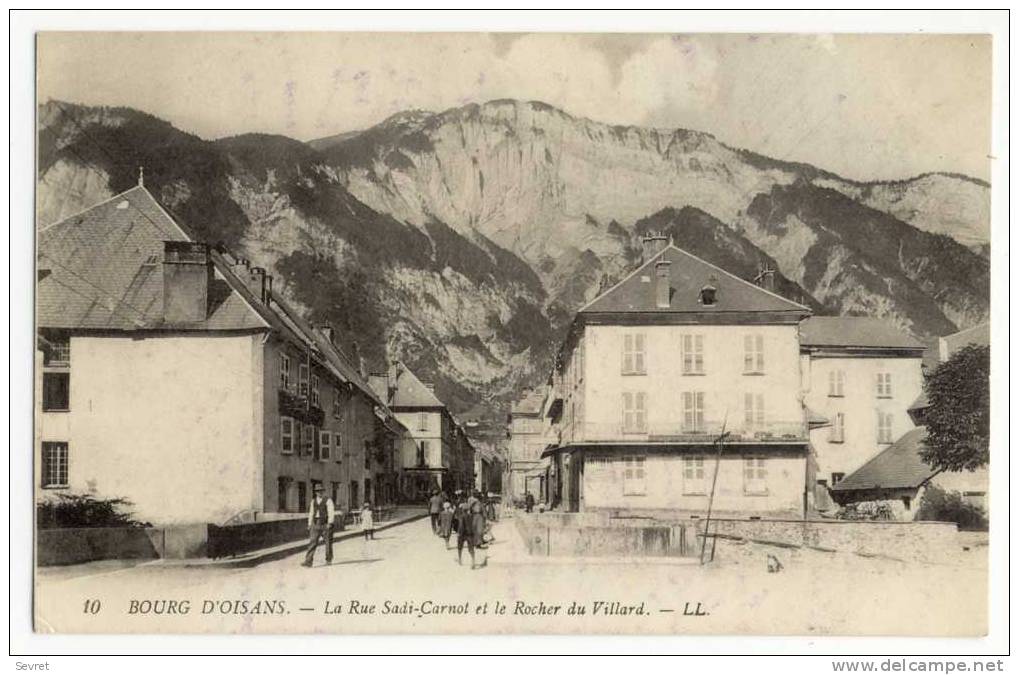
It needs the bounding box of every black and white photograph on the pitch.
[11,10,1008,653]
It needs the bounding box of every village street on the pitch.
[35,514,988,636]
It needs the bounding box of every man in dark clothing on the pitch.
[525,491,535,513]
[428,490,443,534]
[454,501,477,569]
[302,484,336,567]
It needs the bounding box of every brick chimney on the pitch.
[654,259,672,308]
[247,266,273,304]
[162,241,212,323]
[641,232,669,261]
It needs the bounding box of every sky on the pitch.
[37,32,991,181]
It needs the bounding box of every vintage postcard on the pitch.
[32,28,995,637]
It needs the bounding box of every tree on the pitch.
[920,344,990,472]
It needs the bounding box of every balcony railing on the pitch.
[556,419,807,445]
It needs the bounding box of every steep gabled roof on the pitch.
[800,316,925,350]
[37,186,266,331]
[36,186,389,408]
[579,244,810,316]
[831,427,937,493]
[390,363,445,409]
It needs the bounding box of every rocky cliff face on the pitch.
[37,99,990,417]
[318,99,989,337]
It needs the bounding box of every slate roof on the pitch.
[389,363,445,409]
[830,427,937,493]
[579,245,810,316]
[799,317,925,350]
[36,186,387,408]
[37,186,266,332]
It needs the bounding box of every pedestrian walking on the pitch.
[428,490,442,534]
[525,491,535,513]
[361,501,375,540]
[469,491,488,558]
[438,501,454,549]
[453,500,477,569]
[302,484,335,567]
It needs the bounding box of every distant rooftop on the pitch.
[580,244,810,316]
[831,427,936,493]
[799,316,924,350]
[511,390,545,415]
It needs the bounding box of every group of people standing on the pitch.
[428,489,496,570]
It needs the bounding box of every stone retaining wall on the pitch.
[515,515,692,558]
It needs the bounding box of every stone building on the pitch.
[36,185,405,525]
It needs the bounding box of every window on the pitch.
[333,387,343,419]
[311,374,320,406]
[876,372,892,398]
[622,333,646,375]
[622,392,648,433]
[42,372,70,411]
[277,477,290,511]
[331,482,340,505]
[280,417,295,454]
[682,392,705,433]
[902,496,912,511]
[744,393,765,432]
[418,413,428,431]
[279,353,291,390]
[830,412,845,443]
[682,456,706,495]
[364,441,371,470]
[622,455,646,495]
[417,441,428,467]
[743,457,767,494]
[681,334,704,375]
[45,336,70,366]
[743,335,764,373]
[828,370,845,397]
[297,481,307,512]
[877,412,894,444]
[302,423,315,455]
[298,363,309,397]
[41,442,68,488]
[320,431,331,461]
[831,472,845,485]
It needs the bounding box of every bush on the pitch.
[37,493,151,529]
[915,485,988,531]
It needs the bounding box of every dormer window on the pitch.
[699,285,717,306]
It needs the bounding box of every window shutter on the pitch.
[755,335,764,371]
[636,392,647,431]
[635,334,645,373]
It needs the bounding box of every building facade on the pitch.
[36,186,404,525]
[799,317,926,512]
[542,237,813,518]
[507,391,548,504]
[370,363,475,501]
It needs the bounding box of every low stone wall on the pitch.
[37,527,162,566]
[706,518,960,563]
[515,514,691,558]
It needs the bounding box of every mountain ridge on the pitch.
[37,98,990,419]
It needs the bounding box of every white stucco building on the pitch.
[543,236,813,518]
[799,317,926,510]
[36,186,406,525]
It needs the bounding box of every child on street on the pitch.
[360,502,375,540]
